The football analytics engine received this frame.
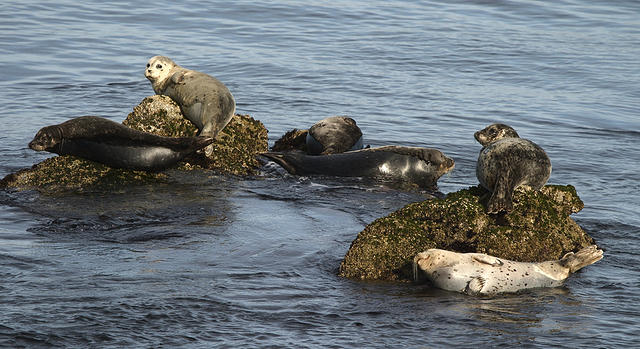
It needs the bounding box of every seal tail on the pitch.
[560,245,603,273]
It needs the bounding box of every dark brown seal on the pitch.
[262,145,454,189]
[29,116,213,171]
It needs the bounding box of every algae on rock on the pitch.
[338,185,595,282]
[0,95,268,192]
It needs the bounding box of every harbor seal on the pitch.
[28,116,213,171]
[306,116,364,155]
[413,245,603,295]
[261,146,454,189]
[144,56,236,155]
[474,123,551,214]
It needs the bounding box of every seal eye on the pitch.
[146,63,150,68]
[156,64,162,69]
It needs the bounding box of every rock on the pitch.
[0,156,164,193]
[0,95,268,192]
[338,185,595,281]
[271,129,308,152]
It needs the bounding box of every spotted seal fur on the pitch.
[414,245,603,295]
[475,123,552,214]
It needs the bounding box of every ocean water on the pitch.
[1,0,639,347]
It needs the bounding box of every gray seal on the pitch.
[144,56,235,154]
[306,116,364,155]
[261,146,454,189]
[414,245,603,295]
[28,116,213,171]
[474,123,551,214]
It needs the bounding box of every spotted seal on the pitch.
[28,116,213,171]
[474,123,552,214]
[306,116,364,155]
[261,146,454,189]
[144,56,235,155]
[413,245,603,295]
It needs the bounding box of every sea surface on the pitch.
[1,0,639,347]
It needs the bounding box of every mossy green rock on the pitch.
[0,95,268,193]
[338,185,595,281]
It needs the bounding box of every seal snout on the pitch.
[473,130,482,143]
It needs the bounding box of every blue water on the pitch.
[1,1,639,347]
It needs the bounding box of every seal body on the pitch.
[414,245,603,295]
[28,116,214,171]
[261,146,454,189]
[474,123,551,213]
[144,56,236,152]
[306,116,364,155]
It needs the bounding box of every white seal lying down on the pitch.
[413,246,603,295]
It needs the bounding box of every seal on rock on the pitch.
[144,55,235,154]
[306,116,364,155]
[413,245,603,295]
[474,123,551,214]
[261,146,454,189]
[28,116,214,171]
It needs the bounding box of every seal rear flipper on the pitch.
[487,169,514,214]
[560,245,603,273]
[464,277,486,295]
[260,152,301,175]
[192,136,215,152]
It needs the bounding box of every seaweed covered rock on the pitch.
[338,185,595,281]
[124,95,268,175]
[0,156,164,193]
[0,95,268,192]
[271,129,309,152]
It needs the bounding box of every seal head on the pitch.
[474,123,519,147]
[28,125,64,151]
[145,56,179,94]
[306,116,364,155]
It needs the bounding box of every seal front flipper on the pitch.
[464,277,486,295]
[472,254,504,266]
[487,168,514,214]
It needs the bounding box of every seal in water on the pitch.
[306,116,364,155]
[474,123,551,214]
[261,146,454,189]
[28,116,214,171]
[414,245,603,295]
[144,56,235,155]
